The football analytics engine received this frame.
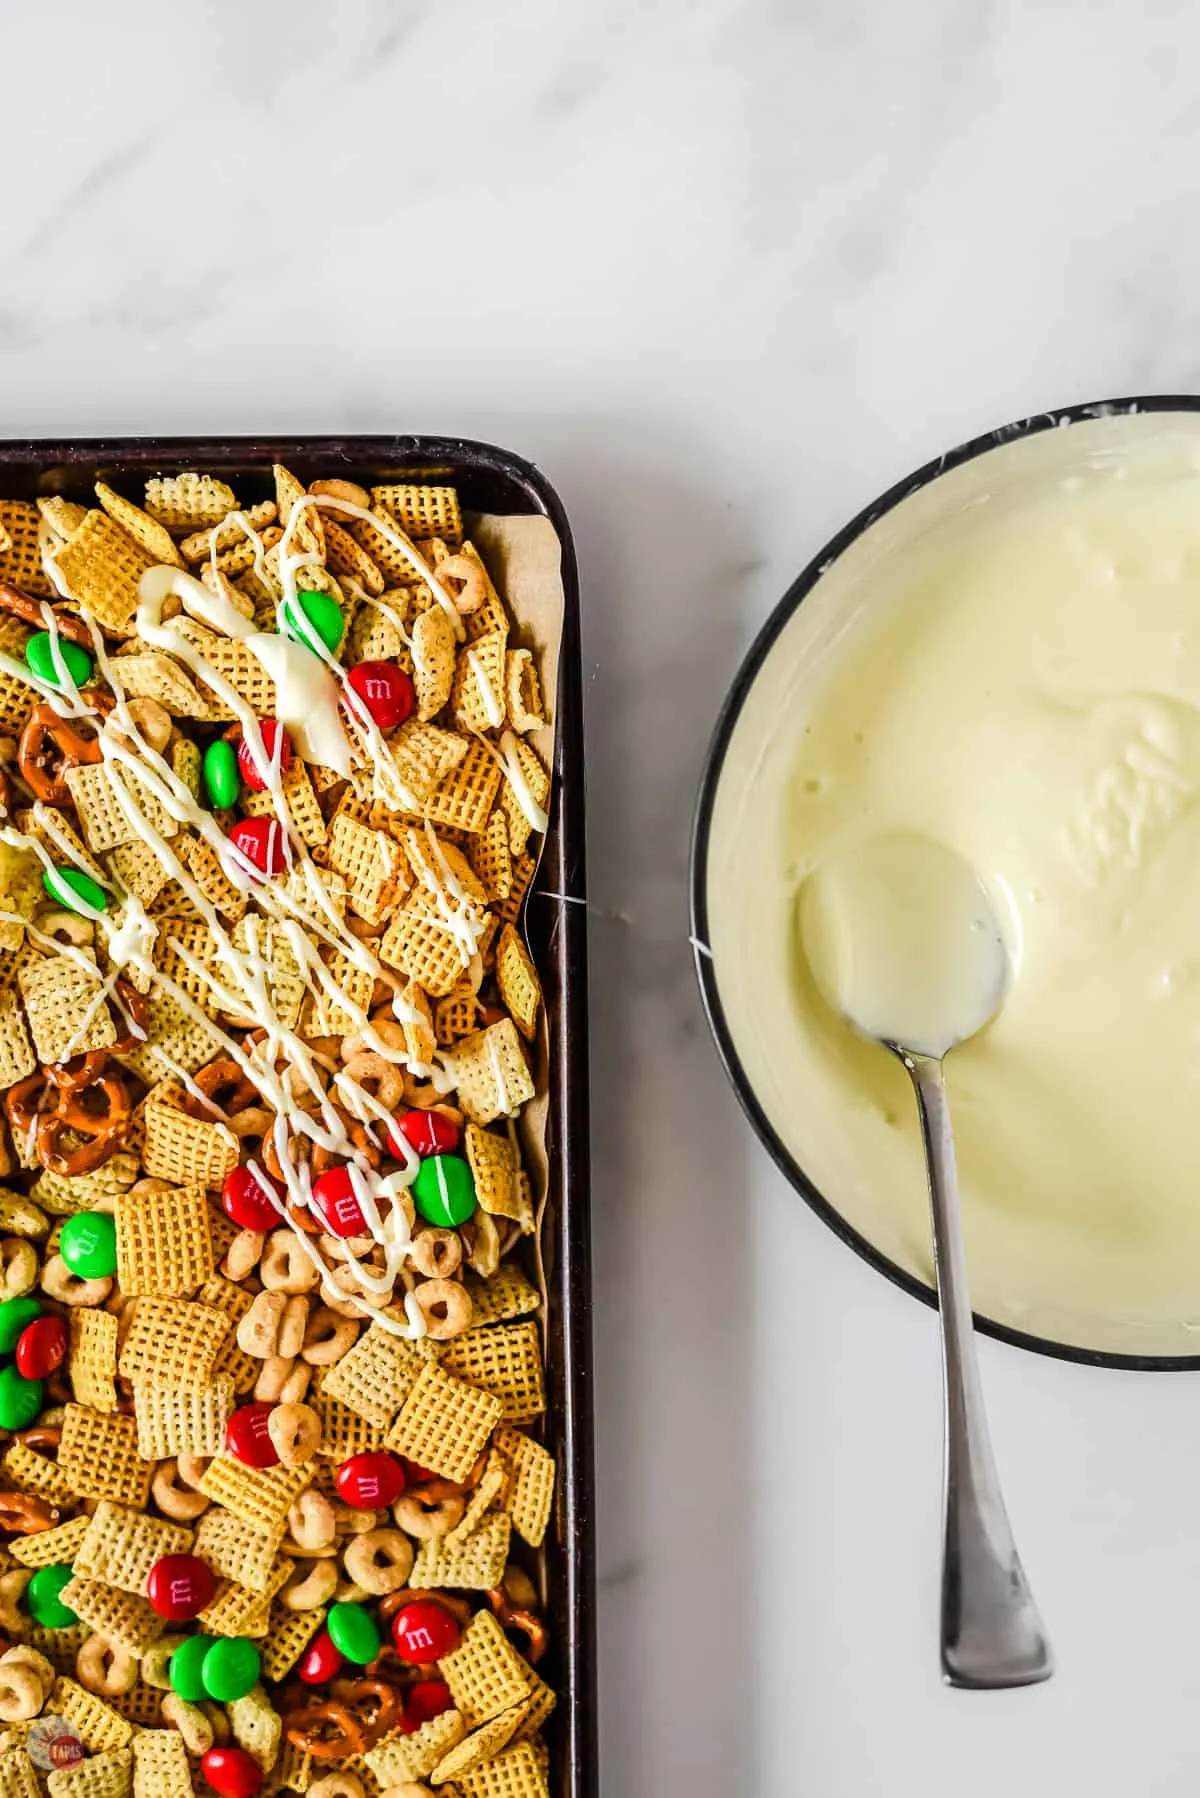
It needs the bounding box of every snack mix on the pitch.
[0,467,558,1798]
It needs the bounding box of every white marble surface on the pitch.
[6,2,1200,1790]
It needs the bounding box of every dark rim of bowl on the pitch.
[691,393,1200,1372]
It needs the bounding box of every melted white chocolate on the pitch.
[707,412,1200,1358]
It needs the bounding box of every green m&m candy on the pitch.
[202,739,240,810]
[169,1635,215,1702]
[42,866,107,916]
[25,633,92,691]
[0,1366,43,1431]
[282,588,344,656]
[411,1154,476,1228]
[0,1297,41,1354]
[26,1564,77,1629]
[200,1636,261,1703]
[326,1601,381,1666]
[59,1211,117,1280]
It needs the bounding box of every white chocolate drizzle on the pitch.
[3,488,545,1337]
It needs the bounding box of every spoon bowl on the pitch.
[798,831,1009,1059]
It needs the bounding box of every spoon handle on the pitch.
[906,1053,1053,1689]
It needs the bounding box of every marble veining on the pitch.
[5,0,1200,1791]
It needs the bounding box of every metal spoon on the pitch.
[800,834,1053,1688]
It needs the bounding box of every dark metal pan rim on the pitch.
[691,393,1200,1373]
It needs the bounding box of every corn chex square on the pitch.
[115,1181,213,1296]
[106,837,174,910]
[499,738,550,859]
[64,761,178,854]
[118,989,223,1085]
[153,919,226,1011]
[54,510,154,635]
[423,736,503,836]
[378,903,469,998]
[145,472,235,530]
[133,1375,235,1459]
[45,1747,132,1798]
[326,812,405,926]
[94,482,181,567]
[67,1309,119,1412]
[492,1428,556,1548]
[228,916,304,1029]
[57,1407,152,1507]
[49,1677,133,1754]
[440,1610,532,1729]
[9,1513,90,1570]
[177,832,246,920]
[299,947,374,1037]
[371,483,462,545]
[1,1438,76,1507]
[314,1389,383,1461]
[259,1602,327,1682]
[410,1511,512,1592]
[241,760,327,849]
[496,924,541,1041]
[17,954,117,1065]
[118,1297,228,1389]
[385,1359,503,1484]
[0,1746,37,1798]
[196,1456,313,1533]
[227,1686,283,1774]
[455,1742,551,1798]
[107,1678,161,1729]
[440,1321,546,1423]
[364,1709,467,1786]
[193,1508,283,1594]
[130,1728,189,1797]
[320,1320,436,1428]
[33,1151,138,1218]
[465,1124,520,1221]
[471,811,514,903]
[449,1021,535,1125]
[429,1701,529,1784]
[58,1577,163,1656]
[0,499,50,592]
[452,628,508,732]
[446,1456,508,1545]
[140,1086,238,1189]
[172,621,276,716]
[0,990,34,1089]
[196,1576,276,1640]
[463,1265,541,1328]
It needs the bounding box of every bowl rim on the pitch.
[690,393,1200,1372]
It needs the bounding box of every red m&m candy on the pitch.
[335,1450,406,1511]
[310,1166,369,1239]
[390,1109,460,1158]
[200,1746,263,1797]
[146,1553,215,1621]
[229,817,289,879]
[297,1627,344,1685]
[404,1679,455,1729]
[15,1316,66,1381]
[391,1599,461,1664]
[346,661,414,731]
[237,719,293,792]
[226,1403,279,1469]
[221,1165,285,1233]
